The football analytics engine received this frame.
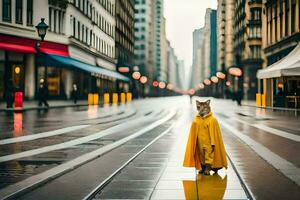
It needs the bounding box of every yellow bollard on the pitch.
[261,94,266,108]
[93,93,99,105]
[104,93,110,105]
[256,93,261,107]
[120,93,126,104]
[112,93,118,105]
[88,93,94,105]
[126,92,132,103]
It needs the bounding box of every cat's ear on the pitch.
[196,100,201,105]
[205,100,211,105]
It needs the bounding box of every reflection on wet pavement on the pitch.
[13,113,23,136]
[183,174,227,200]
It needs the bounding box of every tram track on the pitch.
[0,107,177,200]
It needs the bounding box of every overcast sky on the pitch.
[164,0,217,77]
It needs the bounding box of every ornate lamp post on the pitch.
[36,18,49,42]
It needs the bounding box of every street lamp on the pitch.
[140,76,148,98]
[36,18,48,41]
[229,67,242,92]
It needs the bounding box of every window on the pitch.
[78,21,81,39]
[27,0,33,25]
[285,0,289,36]
[73,17,76,36]
[291,0,296,33]
[15,0,23,24]
[2,0,11,22]
[250,46,261,59]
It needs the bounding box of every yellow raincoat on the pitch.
[183,112,227,170]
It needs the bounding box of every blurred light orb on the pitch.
[226,81,231,87]
[211,76,219,83]
[159,82,166,89]
[167,84,173,90]
[229,68,242,77]
[132,72,141,80]
[216,72,226,79]
[188,89,196,95]
[153,81,159,87]
[198,83,205,89]
[118,67,130,73]
[140,76,148,84]
[204,79,211,85]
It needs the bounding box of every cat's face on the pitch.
[196,100,211,117]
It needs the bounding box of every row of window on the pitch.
[251,9,261,21]
[267,0,299,45]
[2,0,33,26]
[116,0,134,25]
[250,45,261,59]
[70,0,115,16]
[70,0,115,38]
[115,32,134,52]
[249,25,262,38]
[72,17,115,59]
[49,7,65,34]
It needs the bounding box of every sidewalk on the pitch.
[0,100,89,112]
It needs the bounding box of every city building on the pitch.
[115,0,135,87]
[190,28,204,88]
[257,0,300,107]
[234,0,264,100]
[159,16,168,82]
[176,59,186,90]
[134,0,155,83]
[0,0,128,101]
[134,0,168,95]
[167,40,179,89]
[203,8,217,79]
[217,0,235,71]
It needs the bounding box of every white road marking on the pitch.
[0,109,165,163]
[232,117,300,142]
[0,109,176,200]
[219,119,300,187]
[0,126,89,145]
[0,109,136,145]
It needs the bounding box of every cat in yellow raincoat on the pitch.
[183,100,227,175]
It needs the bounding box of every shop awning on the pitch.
[39,41,69,57]
[46,54,129,82]
[0,34,37,54]
[257,43,300,79]
[0,33,69,56]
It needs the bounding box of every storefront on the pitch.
[37,53,129,99]
[257,43,300,108]
[0,33,129,102]
[0,34,37,100]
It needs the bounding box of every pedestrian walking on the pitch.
[4,79,14,108]
[38,79,49,108]
[71,83,79,104]
[183,100,227,175]
[236,90,243,106]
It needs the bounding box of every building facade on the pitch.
[167,40,180,89]
[134,0,155,82]
[217,0,235,71]
[234,0,264,100]
[0,0,128,101]
[260,0,300,106]
[115,0,135,80]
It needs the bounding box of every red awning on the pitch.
[0,34,69,56]
[39,41,69,57]
[0,34,37,54]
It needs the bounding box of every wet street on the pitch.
[0,96,299,200]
